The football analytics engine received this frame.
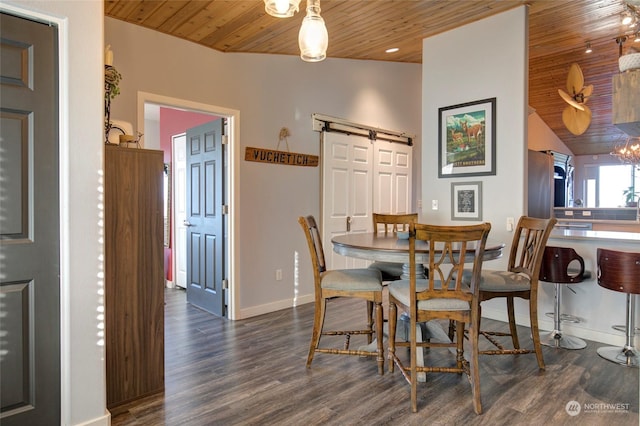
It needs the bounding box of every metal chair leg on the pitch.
[597,293,640,367]
[541,283,586,350]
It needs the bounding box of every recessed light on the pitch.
[385,47,399,53]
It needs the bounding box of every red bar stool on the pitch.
[596,248,640,367]
[538,246,590,349]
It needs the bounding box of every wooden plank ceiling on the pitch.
[105,0,639,157]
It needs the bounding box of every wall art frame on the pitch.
[438,97,496,178]
[451,181,483,221]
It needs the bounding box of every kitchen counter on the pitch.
[531,230,640,348]
[550,228,640,242]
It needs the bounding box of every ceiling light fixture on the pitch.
[264,0,300,18]
[585,42,592,53]
[298,0,328,62]
[612,137,640,166]
[622,3,640,27]
[386,47,400,53]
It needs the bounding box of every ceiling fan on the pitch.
[558,63,593,136]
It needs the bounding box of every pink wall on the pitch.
[160,107,219,282]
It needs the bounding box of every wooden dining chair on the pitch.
[388,222,491,414]
[298,215,385,374]
[470,216,557,370]
[368,213,418,281]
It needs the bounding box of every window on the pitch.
[586,164,639,207]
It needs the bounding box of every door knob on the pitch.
[184,220,193,227]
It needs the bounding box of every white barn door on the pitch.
[322,131,373,270]
[373,141,412,216]
[319,118,413,271]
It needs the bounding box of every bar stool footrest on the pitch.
[544,312,582,324]
[612,325,640,334]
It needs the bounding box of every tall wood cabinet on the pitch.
[105,145,165,408]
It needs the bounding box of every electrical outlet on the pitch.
[417,199,422,209]
[432,200,438,210]
[275,269,282,281]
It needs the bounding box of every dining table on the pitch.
[331,231,505,381]
[332,232,505,279]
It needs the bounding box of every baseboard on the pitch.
[236,293,314,319]
[74,412,110,426]
[481,306,629,347]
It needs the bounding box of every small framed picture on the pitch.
[438,98,496,178]
[451,181,482,221]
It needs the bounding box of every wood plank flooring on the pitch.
[110,288,639,425]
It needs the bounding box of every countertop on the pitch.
[550,228,640,242]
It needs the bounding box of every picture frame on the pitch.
[451,181,482,221]
[438,97,496,178]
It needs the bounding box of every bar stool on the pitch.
[596,248,640,367]
[538,246,590,349]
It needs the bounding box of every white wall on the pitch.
[528,111,573,157]
[421,7,529,322]
[2,1,108,425]
[104,17,422,318]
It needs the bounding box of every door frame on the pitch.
[171,132,187,289]
[137,92,240,320]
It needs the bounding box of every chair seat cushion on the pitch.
[368,261,404,280]
[389,279,470,311]
[321,268,383,291]
[461,269,531,292]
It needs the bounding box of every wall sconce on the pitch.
[264,0,300,18]
[585,42,592,53]
[298,0,328,62]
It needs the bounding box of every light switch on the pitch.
[506,217,515,232]
[432,200,438,210]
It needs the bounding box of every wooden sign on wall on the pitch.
[245,147,318,167]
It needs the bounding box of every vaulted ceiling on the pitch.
[105,0,639,157]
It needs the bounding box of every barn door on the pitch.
[322,131,373,270]
[319,117,413,270]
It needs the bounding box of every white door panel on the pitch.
[323,132,372,269]
[321,125,412,271]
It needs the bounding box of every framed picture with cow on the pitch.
[438,97,496,178]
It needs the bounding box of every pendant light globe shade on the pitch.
[264,0,300,18]
[298,8,328,62]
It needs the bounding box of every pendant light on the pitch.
[264,0,300,18]
[298,0,328,62]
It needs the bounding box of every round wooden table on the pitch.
[331,232,505,278]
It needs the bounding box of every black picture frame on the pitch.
[438,97,496,178]
[451,181,483,221]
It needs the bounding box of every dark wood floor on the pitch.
[110,288,639,425]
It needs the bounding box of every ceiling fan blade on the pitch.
[558,89,585,111]
[581,84,594,101]
[566,63,585,95]
[562,104,591,135]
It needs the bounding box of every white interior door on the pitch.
[373,141,413,215]
[321,125,413,270]
[172,133,187,288]
[322,131,373,270]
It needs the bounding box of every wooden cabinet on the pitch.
[105,145,165,408]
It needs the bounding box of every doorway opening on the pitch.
[137,92,240,320]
